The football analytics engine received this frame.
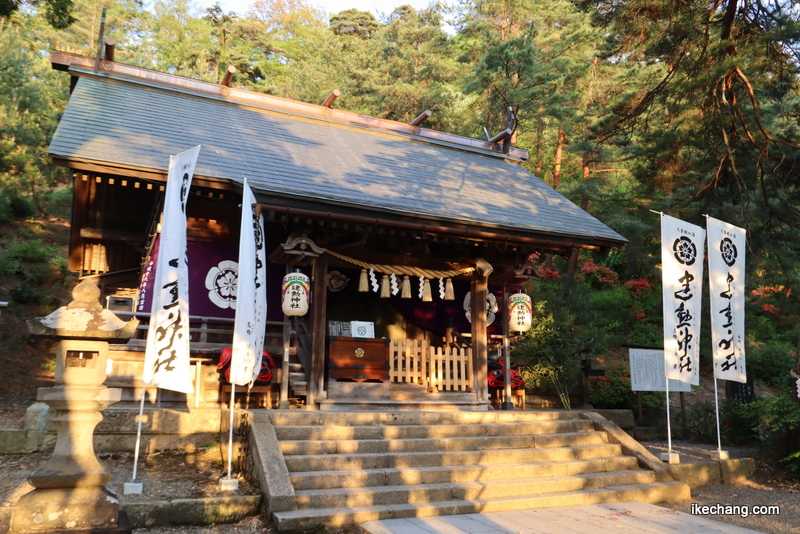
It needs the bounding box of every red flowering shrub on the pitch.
[624,278,653,298]
[578,258,619,287]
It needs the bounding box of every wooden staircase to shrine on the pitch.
[253,410,691,532]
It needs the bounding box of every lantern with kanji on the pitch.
[281,271,310,316]
[508,292,532,332]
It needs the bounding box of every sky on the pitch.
[200,0,437,19]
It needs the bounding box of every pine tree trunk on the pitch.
[553,128,565,190]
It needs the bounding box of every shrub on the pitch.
[42,186,73,218]
[10,284,45,304]
[589,363,664,412]
[8,239,54,263]
[735,393,800,479]
[746,341,795,389]
[677,399,758,445]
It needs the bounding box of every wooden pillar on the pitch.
[501,285,514,410]
[307,254,328,408]
[471,274,489,403]
[69,173,89,272]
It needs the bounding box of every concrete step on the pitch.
[293,470,659,508]
[274,419,594,442]
[272,481,691,531]
[260,410,584,428]
[281,430,608,462]
[288,455,639,489]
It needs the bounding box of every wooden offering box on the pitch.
[328,336,389,382]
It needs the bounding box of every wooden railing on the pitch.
[388,339,473,392]
[429,345,473,392]
[112,311,285,353]
[388,339,428,386]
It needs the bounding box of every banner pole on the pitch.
[124,386,147,494]
[220,383,239,490]
[659,378,679,464]
[227,383,235,478]
[712,377,729,459]
[665,377,672,452]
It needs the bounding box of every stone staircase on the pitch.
[251,411,690,531]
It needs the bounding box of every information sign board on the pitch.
[629,348,692,392]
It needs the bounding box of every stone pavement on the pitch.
[360,501,762,534]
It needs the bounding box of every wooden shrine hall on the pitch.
[47,49,627,411]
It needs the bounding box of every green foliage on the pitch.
[747,341,796,389]
[329,8,379,38]
[677,400,719,444]
[0,20,69,217]
[512,283,597,410]
[0,0,75,28]
[10,284,46,304]
[741,393,800,478]
[588,363,663,411]
[677,399,758,445]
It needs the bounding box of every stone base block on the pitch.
[660,452,680,464]
[710,450,729,460]
[10,487,120,533]
[219,477,239,491]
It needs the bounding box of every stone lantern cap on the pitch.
[27,280,139,340]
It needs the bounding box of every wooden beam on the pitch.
[50,158,238,192]
[410,110,432,127]
[471,273,489,403]
[80,228,147,242]
[488,128,512,144]
[308,254,328,408]
[220,65,236,87]
[321,89,341,108]
[104,38,115,62]
[258,202,622,251]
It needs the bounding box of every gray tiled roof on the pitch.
[49,73,626,246]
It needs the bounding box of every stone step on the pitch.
[280,429,606,456]
[272,481,692,531]
[288,454,638,489]
[260,410,583,428]
[274,419,594,442]
[293,469,659,509]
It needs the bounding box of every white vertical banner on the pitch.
[229,182,268,386]
[707,216,747,383]
[662,214,705,385]
[142,145,201,393]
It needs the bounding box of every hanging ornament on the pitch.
[390,274,399,295]
[380,275,390,298]
[445,278,455,301]
[369,268,379,292]
[401,276,411,298]
[438,278,446,300]
[281,271,310,316]
[422,278,432,302]
[418,276,425,299]
[358,268,368,292]
[508,292,533,332]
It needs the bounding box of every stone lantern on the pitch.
[11,280,138,534]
